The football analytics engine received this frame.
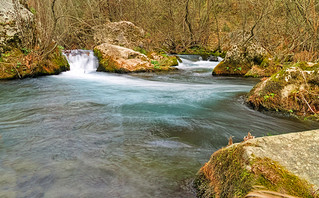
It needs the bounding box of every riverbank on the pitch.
[0,47,69,80]
[194,130,319,198]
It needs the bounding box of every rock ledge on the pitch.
[194,130,319,198]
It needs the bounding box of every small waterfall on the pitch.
[176,54,221,70]
[63,50,99,75]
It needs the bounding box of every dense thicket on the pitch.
[21,0,319,61]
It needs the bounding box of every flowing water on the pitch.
[0,51,318,197]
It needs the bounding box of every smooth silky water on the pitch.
[0,51,318,197]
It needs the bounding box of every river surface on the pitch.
[0,51,318,197]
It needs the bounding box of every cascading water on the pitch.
[63,50,99,75]
[176,54,222,71]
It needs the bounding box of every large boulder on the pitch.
[94,43,177,73]
[212,43,268,76]
[0,0,33,53]
[93,21,145,50]
[194,130,319,198]
[246,62,319,119]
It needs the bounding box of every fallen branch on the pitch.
[12,65,22,79]
[301,92,316,114]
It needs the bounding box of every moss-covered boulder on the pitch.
[147,52,179,67]
[194,130,319,198]
[246,62,319,119]
[94,43,177,73]
[245,58,283,78]
[213,60,252,76]
[212,43,268,76]
[0,46,69,80]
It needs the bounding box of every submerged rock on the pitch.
[246,62,319,119]
[94,43,177,73]
[212,43,268,76]
[194,130,319,198]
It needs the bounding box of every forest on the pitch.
[17,0,319,62]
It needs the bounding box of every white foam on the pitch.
[176,58,220,70]
[62,50,98,76]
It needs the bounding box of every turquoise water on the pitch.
[0,52,318,197]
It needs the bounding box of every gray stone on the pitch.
[93,21,145,50]
[244,130,319,189]
[0,0,33,52]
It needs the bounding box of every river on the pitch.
[0,51,318,197]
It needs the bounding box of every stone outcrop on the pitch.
[0,0,70,80]
[94,43,177,73]
[0,0,33,53]
[212,43,268,76]
[93,21,145,49]
[194,130,319,198]
[0,46,69,80]
[246,62,319,119]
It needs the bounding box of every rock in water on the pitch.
[194,130,319,198]
[208,55,218,62]
[246,62,319,119]
[94,43,177,73]
[212,43,267,76]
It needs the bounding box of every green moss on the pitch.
[253,158,315,198]
[93,48,103,60]
[180,46,226,58]
[195,144,317,198]
[94,48,129,73]
[213,61,251,76]
[0,46,69,80]
[51,50,69,69]
[158,56,178,67]
[194,145,254,197]
[133,46,147,55]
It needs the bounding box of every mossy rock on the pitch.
[212,43,268,77]
[147,52,179,67]
[246,62,319,119]
[245,58,283,78]
[158,56,178,67]
[180,46,226,58]
[0,46,69,80]
[194,136,318,198]
[212,61,251,76]
[94,44,178,73]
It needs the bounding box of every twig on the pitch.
[301,92,316,114]
[12,66,22,79]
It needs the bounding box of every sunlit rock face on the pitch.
[94,43,177,73]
